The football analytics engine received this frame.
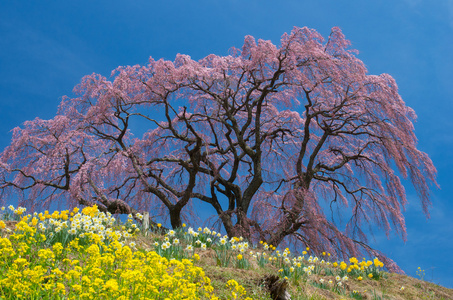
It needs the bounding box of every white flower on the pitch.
[186,245,193,251]
[201,243,207,250]
[173,238,180,245]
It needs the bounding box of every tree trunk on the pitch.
[169,206,183,229]
[233,208,252,241]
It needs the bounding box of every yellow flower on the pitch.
[72,284,82,293]
[368,273,373,278]
[237,254,243,260]
[357,276,363,281]
[56,282,66,295]
[52,242,64,255]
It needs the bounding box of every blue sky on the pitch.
[1,0,452,288]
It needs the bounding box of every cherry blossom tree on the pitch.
[0,27,438,271]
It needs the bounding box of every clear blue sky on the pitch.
[1,0,452,288]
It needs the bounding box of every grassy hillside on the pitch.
[0,205,452,299]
